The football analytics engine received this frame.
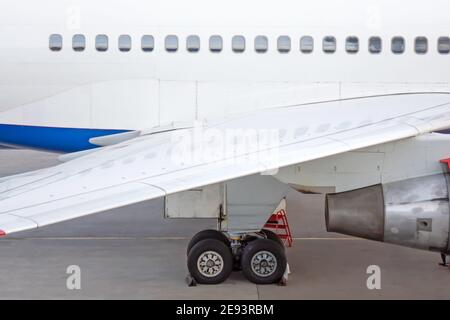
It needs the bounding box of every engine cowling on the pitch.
[325,174,450,254]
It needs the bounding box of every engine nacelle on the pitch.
[326,174,450,254]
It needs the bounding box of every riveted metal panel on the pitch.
[225,174,291,233]
[383,174,448,205]
[384,200,449,251]
[383,174,450,252]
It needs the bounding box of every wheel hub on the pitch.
[197,251,224,277]
[251,250,277,277]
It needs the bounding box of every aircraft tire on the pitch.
[241,239,287,284]
[259,229,285,249]
[186,229,230,255]
[187,239,233,284]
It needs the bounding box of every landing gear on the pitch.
[186,229,288,285]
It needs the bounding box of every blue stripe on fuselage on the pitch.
[0,124,129,153]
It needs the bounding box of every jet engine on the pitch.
[325,174,450,254]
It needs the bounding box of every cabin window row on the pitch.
[49,34,450,55]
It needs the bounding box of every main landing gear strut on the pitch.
[186,229,288,285]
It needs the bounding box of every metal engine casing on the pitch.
[326,174,450,253]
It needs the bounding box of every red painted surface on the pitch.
[0,230,6,237]
[440,159,450,170]
[264,209,293,247]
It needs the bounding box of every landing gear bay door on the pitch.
[165,183,224,218]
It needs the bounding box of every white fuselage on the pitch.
[1,0,450,132]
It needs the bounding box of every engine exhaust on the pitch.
[326,174,450,254]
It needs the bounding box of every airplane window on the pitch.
[232,35,245,53]
[141,35,154,52]
[165,35,178,52]
[209,35,223,52]
[438,37,450,54]
[300,36,314,53]
[95,35,108,52]
[391,37,405,54]
[346,36,359,53]
[118,35,131,52]
[72,34,85,52]
[323,36,336,53]
[186,35,200,52]
[277,36,291,53]
[255,35,268,53]
[369,36,382,54]
[415,37,428,54]
[49,34,62,51]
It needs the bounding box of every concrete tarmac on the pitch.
[1,149,450,299]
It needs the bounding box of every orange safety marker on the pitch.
[440,158,450,170]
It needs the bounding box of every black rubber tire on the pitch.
[187,239,233,284]
[241,238,287,284]
[186,230,229,255]
[260,229,285,249]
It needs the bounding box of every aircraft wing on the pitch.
[1,93,450,235]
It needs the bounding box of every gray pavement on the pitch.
[1,149,450,299]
